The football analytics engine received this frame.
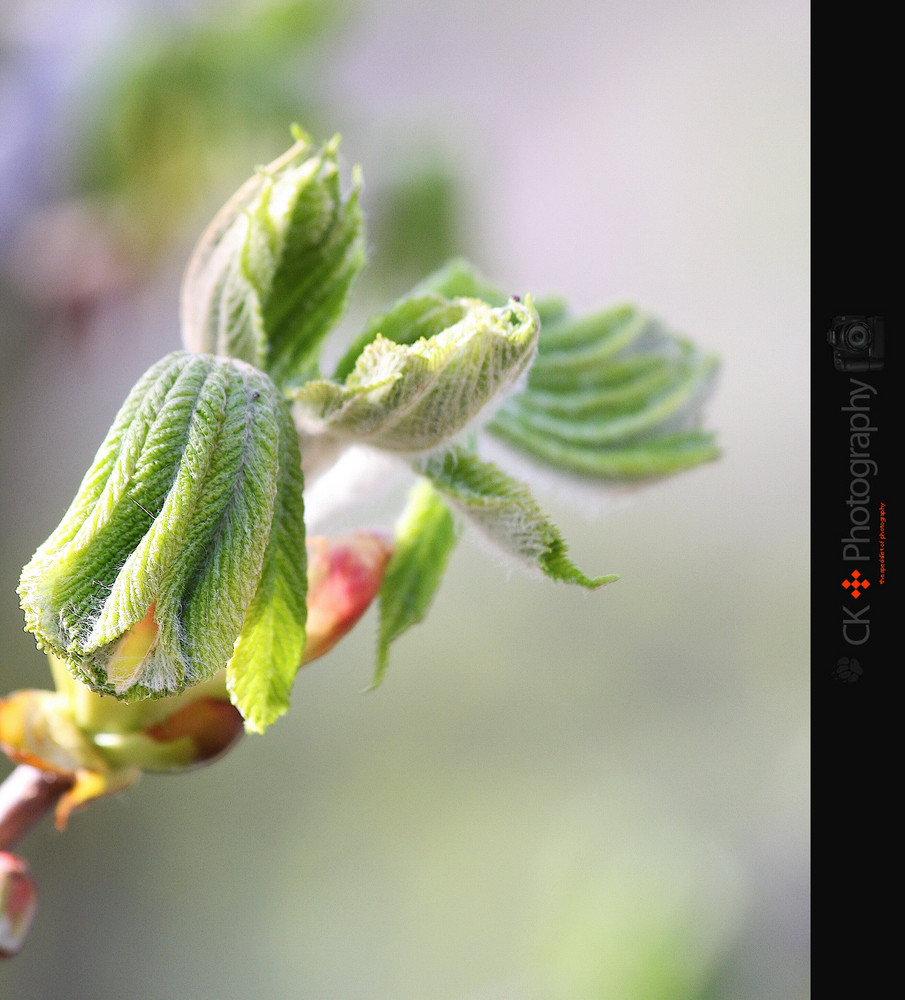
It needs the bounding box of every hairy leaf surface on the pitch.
[18,352,307,728]
[374,480,459,687]
[291,296,539,452]
[181,133,364,385]
[415,445,616,589]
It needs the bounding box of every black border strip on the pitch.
[812,11,894,991]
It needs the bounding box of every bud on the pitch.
[0,853,37,958]
[303,531,394,663]
[18,350,308,730]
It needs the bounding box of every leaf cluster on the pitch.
[19,133,719,731]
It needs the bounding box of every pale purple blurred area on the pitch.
[1,1,808,997]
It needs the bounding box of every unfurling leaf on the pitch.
[290,295,539,453]
[225,387,308,732]
[410,259,720,481]
[415,445,616,589]
[180,132,365,385]
[374,480,459,687]
[17,351,307,731]
[488,303,720,478]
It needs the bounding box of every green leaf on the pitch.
[226,390,308,733]
[180,132,365,385]
[415,445,616,589]
[290,295,539,452]
[487,304,720,479]
[374,480,459,687]
[18,352,303,708]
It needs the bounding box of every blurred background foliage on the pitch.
[0,0,808,997]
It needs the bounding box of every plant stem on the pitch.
[0,766,72,851]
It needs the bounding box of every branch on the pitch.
[0,766,73,851]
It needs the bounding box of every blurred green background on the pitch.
[0,0,808,997]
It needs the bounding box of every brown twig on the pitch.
[0,765,73,851]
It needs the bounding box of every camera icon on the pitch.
[827,315,885,372]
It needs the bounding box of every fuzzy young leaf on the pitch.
[290,296,539,452]
[225,389,308,733]
[180,132,365,384]
[488,304,719,478]
[332,292,471,381]
[415,445,616,588]
[374,480,459,687]
[18,352,307,726]
[413,260,720,480]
